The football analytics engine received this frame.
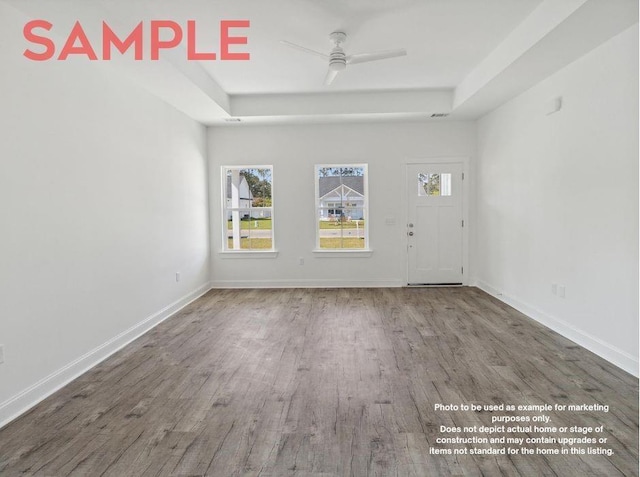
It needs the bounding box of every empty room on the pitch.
[0,0,638,476]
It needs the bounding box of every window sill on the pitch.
[312,249,373,258]
[218,250,279,259]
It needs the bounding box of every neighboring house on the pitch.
[226,174,272,219]
[226,174,253,219]
[318,176,365,220]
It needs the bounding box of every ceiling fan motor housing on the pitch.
[329,32,347,71]
[329,48,346,71]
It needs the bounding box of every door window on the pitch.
[418,173,452,197]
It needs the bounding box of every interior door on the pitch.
[407,163,463,285]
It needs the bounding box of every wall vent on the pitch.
[430,113,449,118]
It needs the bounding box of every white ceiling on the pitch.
[6,0,638,124]
[192,0,543,94]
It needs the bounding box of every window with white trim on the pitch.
[315,165,368,250]
[222,166,273,251]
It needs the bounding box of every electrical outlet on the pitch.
[551,284,557,295]
[175,272,181,282]
[0,345,4,364]
[558,286,566,298]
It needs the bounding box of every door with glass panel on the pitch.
[407,163,463,284]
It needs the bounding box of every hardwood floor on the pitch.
[0,287,637,476]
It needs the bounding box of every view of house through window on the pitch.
[223,167,273,250]
[418,172,452,196]
[315,165,368,249]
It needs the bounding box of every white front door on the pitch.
[407,163,463,284]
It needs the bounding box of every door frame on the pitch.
[403,157,470,286]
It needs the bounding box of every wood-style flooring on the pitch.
[0,287,637,476]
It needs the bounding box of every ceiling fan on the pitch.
[281,32,407,86]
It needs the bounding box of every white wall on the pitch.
[476,25,639,375]
[208,121,476,287]
[0,4,211,426]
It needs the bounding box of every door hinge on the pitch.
[462,172,465,180]
[461,220,464,227]
[461,266,464,274]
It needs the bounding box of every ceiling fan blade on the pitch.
[280,40,329,60]
[346,48,407,65]
[324,68,339,86]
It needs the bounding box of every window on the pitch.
[222,166,273,250]
[418,172,452,196]
[315,165,368,250]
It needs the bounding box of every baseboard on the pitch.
[211,278,405,288]
[476,280,638,377]
[0,282,212,429]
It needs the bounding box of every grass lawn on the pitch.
[227,238,273,249]
[319,237,365,249]
[227,219,272,230]
[318,220,364,230]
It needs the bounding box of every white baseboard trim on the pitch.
[476,280,638,377]
[211,278,405,288]
[0,282,212,430]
